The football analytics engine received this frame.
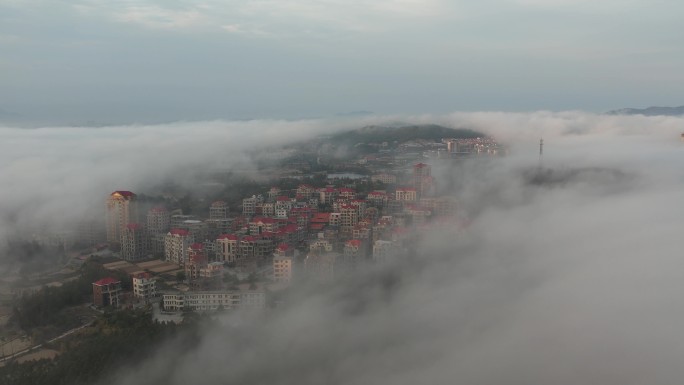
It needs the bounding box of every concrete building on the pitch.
[185,243,208,280]
[304,252,339,282]
[162,288,266,312]
[318,187,338,206]
[133,272,156,304]
[395,188,417,202]
[92,277,122,308]
[273,243,294,283]
[209,201,229,220]
[296,184,316,200]
[216,234,240,263]
[412,163,434,198]
[164,228,193,266]
[366,191,388,208]
[106,191,137,247]
[121,223,150,261]
[181,220,208,244]
[170,214,198,229]
[242,195,263,216]
[249,217,280,235]
[146,207,170,234]
[373,240,397,264]
[340,204,359,235]
[371,173,397,184]
[309,239,334,254]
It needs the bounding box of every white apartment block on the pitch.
[371,173,397,184]
[395,188,417,202]
[163,289,266,312]
[133,273,157,304]
[164,229,193,266]
[273,255,293,283]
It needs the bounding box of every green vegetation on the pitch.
[0,309,204,385]
[11,261,130,333]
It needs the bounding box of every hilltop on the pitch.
[606,106,684,117]
[329,124,485,145]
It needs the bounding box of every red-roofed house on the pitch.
[318,187,338,205]
[250,217,280,235]
[93,277,122,307]
[338,188,356,200]
[344,239,365,263]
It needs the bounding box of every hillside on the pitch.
[605,106,684,116]
[330,124,485,144]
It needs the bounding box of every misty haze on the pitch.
[2,1,684,385]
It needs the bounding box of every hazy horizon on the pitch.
[2,0,684,124]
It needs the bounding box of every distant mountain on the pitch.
[606,106,684,116]
[330,124,485,144]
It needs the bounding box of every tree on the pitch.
[175,271,186,282]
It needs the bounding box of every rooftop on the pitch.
[93,277,120,286]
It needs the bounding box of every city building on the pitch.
[209,201,229,220]
[92,277,122,308]
[133,272,156,304]
[371,173,397,184]
[304,252,339,282]
[340,204,359,235]
[120,223,150,261]
[273,244,294,283]
[162,288,266,312]
[395,187,417,202]
[164,228,193,266]
[216,234,240,263]
[242,195,262,216]
[106,191,137,247]
[373,240,397,263]
[146,206,170,234]
[412,163,434,198]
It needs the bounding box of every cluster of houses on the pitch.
[97,162,460,313]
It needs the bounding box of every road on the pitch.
[0,322,92,363]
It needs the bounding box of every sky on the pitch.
[1,0,683,124]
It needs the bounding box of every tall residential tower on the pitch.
[106,191,138,247]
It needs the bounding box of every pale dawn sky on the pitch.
[1,0,682,124]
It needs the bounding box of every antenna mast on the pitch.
[539,138,544,167]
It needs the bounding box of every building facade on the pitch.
[106,191,137,246]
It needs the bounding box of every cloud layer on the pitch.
[0,111,671,384]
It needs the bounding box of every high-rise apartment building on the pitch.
[209,201,229,220]
[106,191,137,246]
[164,228,193,266]
[121,223,150,261]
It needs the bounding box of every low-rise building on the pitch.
[133,272,156,304]
[92,277,122,308]
[162,288,266,312]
